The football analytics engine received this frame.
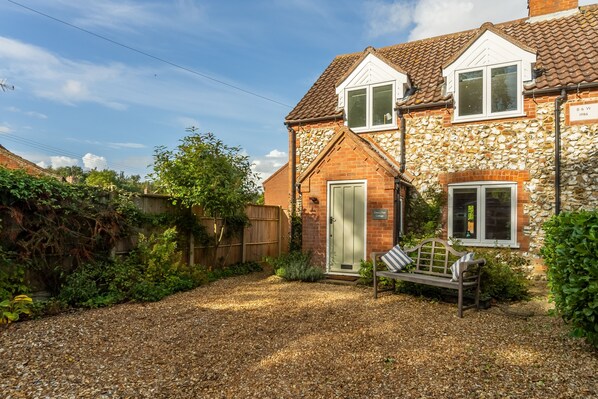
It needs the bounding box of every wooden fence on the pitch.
[116,194,289,267]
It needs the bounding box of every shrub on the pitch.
[60,227,210,307]
[358,258,393,287]
[542,210,598,348]
[1,295,33,326]
[475,248,530,302]
[268,252,324,282]
[207,261,262,282]
[0,247,28,300]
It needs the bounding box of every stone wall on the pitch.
[368,95,598,260]
[291,91,598,269]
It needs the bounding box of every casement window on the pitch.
[456,63,522,121]
[346,83,394,130]
[448,182,517,247]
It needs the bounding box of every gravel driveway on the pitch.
[1,269,596,399]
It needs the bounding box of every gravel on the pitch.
[1,269,596,399]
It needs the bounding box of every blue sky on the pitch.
[0,0,592,182]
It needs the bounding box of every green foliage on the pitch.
[0,294,33,326]
[151,131,257,265]
[542,210,598,348]
[60,228,210,307]
[0,169,136,294]
[50,166,147,193]
[404,186,445,238]
[267,252,324,282]
[290,214,302,252]
[0,247,28,299]
[474,248,530,301]
[152,131,258,215]
[358,258,393,287]
[207,261,263,282]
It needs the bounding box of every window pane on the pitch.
[458,70,483,116]
[491,65,518,113]
[452,188,477,239]
[372,84,393,126]
[347,88,367,128]
[485,187,512,240]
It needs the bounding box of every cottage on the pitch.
[284,0,598,276]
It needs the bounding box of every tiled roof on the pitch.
[286,5,598,122]
[0,144,59,178]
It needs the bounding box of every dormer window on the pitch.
[442,24,536,123]
[347,83,394,129]
[336,48,408,133]
[457,63,520,119]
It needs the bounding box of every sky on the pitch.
[0,0,593,183]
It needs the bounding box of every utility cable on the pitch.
[1,133,146,173]
[7,0,293,109]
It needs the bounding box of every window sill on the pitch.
[453,241,520,249]
[348,124,398,134]
[452,112,525,124]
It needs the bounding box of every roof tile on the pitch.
[286,5,598,122]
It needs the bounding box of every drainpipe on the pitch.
[392,108,407,245]
[284,122,297,216]
[554,89,567,215]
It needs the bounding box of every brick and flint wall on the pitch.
[292,91,598,268]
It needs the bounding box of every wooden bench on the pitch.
[371,238,486,317]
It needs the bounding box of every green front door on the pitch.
[328,182,366,274]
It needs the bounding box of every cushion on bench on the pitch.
[381,245,413,272]
[450,252,474,281]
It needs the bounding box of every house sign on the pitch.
[569,102,598,122]
[372,209,388,220]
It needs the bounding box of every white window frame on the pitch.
[454,61,524,123]
[345,81,396,133]
[448,181,518,248]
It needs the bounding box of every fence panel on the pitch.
[121,195,288,267]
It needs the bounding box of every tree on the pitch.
[151,131,258,266]
[86,169,119,190]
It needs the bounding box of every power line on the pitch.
[7,0,293,109]
[0,133,148,173]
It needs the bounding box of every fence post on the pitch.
[242,223,247,263]
[278,206,282,257]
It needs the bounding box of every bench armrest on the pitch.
[370,251,388,263]
[458,257,486,278]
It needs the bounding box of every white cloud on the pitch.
[365,1,414,38]
[266,149,287,158]
[108,142,146,149]
[251,149,288,183]
[364,0,533,42]
[82,153,108,170]
[61,79,89,99]
[50,156,79,168]
[36,161,48,169]
[0,125,12,134]
[5,106,47,119]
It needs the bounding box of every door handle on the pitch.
[329,216,335,224]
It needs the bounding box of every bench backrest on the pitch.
[404,238,466,277]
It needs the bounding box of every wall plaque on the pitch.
[372,209,388,220]
[569,102,598,123]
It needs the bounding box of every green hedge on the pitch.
[541,210,598,348]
